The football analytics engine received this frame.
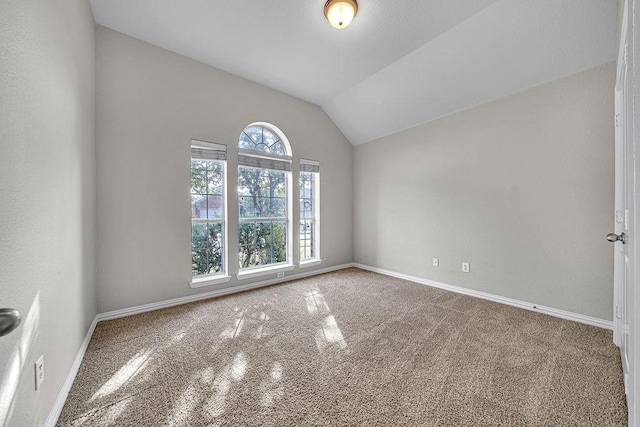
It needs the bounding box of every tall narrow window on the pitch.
[190,141,227,284]
[300,159,320,264]
[237,124,292,273]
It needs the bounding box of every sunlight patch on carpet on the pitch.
[260,362,284,407]
[316,315,347,352]
[90,349,152,402]
[220,312,245,340]
[305,288,330,315]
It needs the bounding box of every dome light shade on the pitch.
[324,0,358,29]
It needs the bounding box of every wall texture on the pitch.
[96,27,353,313]
[354,63,615,321]
[0,0,96,425]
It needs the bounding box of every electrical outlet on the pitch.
[462,262,470,273]
[277,272,285,278]
[34,355,44,391]
[432,258,439,267]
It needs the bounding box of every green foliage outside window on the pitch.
[238,166,287,268]
[191,159,224,276]
[191,223,223,275]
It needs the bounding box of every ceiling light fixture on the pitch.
[324,0,358,29]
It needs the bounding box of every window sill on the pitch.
[299,259,322,269]
[190,274,231,289]
[237,264,295,281]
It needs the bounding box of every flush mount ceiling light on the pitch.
[324,0,358,29]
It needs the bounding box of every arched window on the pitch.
[238,124,289,155]
[237,123,293,273]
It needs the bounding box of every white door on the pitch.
[613,0,635,423]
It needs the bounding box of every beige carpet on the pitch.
[57,268,627,426]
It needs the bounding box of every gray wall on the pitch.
[96,27,353,313]
[0,0,96,425]
[617,0,625,54]
[354,63,615,321]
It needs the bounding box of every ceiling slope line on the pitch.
[322,0,617,146]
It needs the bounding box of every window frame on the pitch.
[299,159,321,268]
[236,123,294,280]
[237,166,291,272]
[189,140,230,288]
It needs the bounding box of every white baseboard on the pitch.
[353,263,613,330]
[44,316,98,427]
[97,263,355,321]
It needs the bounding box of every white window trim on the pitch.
[190,274,231,288]
[190,140,228,283]
[239,217,287,223]
[236,263,295,280]
[299,165,320,264]
[237,164,293,274]
[299,259,322,269]
[237,123,294,274]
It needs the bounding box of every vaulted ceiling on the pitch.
[90,0,617,146]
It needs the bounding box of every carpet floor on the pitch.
[57,268,627,426]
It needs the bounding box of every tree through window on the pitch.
[237,124,292,270]
[299,159,320,263]
[190,141,227,278]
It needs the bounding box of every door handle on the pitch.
[0,308,21,338]
[607,232,627,244]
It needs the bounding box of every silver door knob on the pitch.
[0,308,21,338]
[607,232,627,244]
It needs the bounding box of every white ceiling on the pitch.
[90,0,617,146]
